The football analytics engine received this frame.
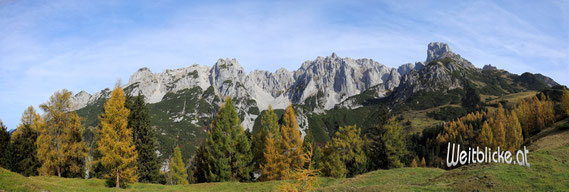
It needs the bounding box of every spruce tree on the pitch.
[0,120,10,169]
[365,117,408,170]
[169,146,189,185]
[11,106,42,176]
[191,144,208,183]
[37,89,87,177]
[279,105,304,178]
[126,95,160,183]
[98,85,138,188]
[204,97,252,182]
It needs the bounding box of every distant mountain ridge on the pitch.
[70,42,561,161]
[71,42,560,130]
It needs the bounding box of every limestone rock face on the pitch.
[126,65,211,104]
[70,91,92,110]
[427,42,452,62]
[482,64,498,71]
[393,43,477,102]
[288,53,399,110]
[426,42,476,70]
[398,62,425,76]
[75,42,554,130]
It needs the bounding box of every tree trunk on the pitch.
[116,169,120,188]
[57,167,61,177]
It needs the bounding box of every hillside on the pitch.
[2,120,568,191]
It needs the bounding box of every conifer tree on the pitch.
[538,94,555,131]
[320,145,346,178]
[420,157,426,167]
[169,146,189,185]
[505,112,523,151]
[253,105,280,169]
[410,158,418,168]
[302,132,315,168]
[491,103,507,148]
[37,89,86,177]
[11,106,42,176]
[191,144,208,183]
[126,95,160,183]
[279,105,305,178]
[477,121,494,148]
[321,125,366,177]
[63,112,88,177]
[204,97,252,182]
[0,120,10,169]
[380,118,407,169]
[562,90,569,116]
[260,132,285,181]
[514,99,531,140]
[277,144,319,192]
[98,85,138,188]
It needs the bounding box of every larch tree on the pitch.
[253,105,280,170]
[505,112,523,151]
[63,112,88,177]
[279,104,305,178]
[410,158,418,168]
[204,97,252,182]
[477,121,494,149]
[277,143,319,192]
[302,132,315,168]
[259,132,285,181]
[491,103,507,148]
[169,146,189,185]
[562,90,569,116]
[320,144,346,178]
[321,125,366,177]
[514,99,532,140]
[420,157,426,167]
[11,106,42,176]
[97,85,138,188]
[37,89,86,177]
[126,95,160,183]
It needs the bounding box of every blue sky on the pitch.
[1,0,568,130]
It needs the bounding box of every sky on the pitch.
[1,0,568,130]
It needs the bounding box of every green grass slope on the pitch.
[2,145,567,191]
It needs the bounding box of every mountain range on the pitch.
[70,42,560,162]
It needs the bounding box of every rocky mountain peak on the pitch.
[210,58,246,87]
[482,64,498,71]
[331,52,338,58]
[128,67,154,85]
[427,42,452,62]
[290,53,399,110]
